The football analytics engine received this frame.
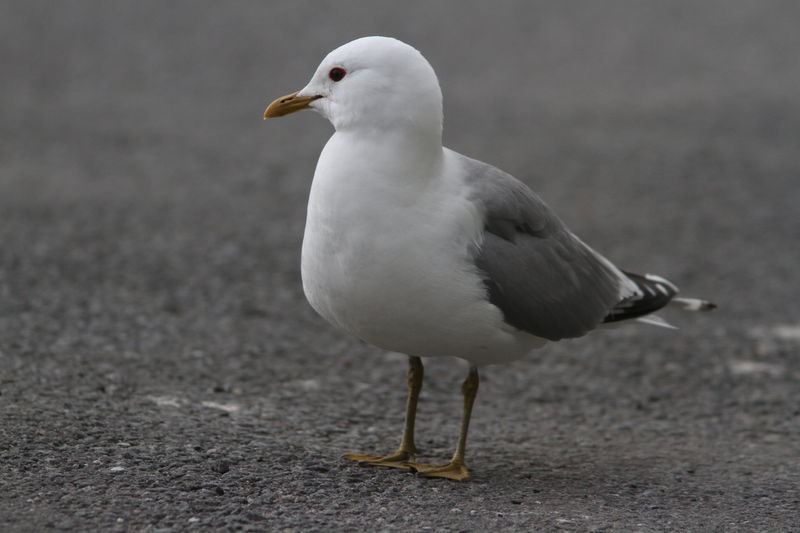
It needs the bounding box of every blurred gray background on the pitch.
[1,1,798,531]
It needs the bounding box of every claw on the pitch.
[408,461,472,481]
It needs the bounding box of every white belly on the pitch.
[299,138,544,365]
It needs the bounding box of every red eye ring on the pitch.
[328,67,346,82]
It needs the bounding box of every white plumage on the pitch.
[263,36,714,481]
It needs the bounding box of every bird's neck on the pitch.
[333,127,444,173]
[311,129,445,217]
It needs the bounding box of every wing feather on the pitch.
[459,154,626,341]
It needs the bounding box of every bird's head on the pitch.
[264,36,443,137]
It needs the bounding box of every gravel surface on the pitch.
[1,1,799,531]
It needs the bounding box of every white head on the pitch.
[264,37,443,139]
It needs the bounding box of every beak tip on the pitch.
[263,92,321,121]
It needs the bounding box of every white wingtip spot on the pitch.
[644,273,679,292]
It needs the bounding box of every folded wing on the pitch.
[461,153,668,341]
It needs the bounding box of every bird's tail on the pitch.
[604,272,716,329]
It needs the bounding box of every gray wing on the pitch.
[460,154,626,341]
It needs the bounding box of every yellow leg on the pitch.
[410,365,478,482]
[343,356,423,469]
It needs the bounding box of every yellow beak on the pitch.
[263,92,322,119]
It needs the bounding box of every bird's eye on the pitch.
[328,67,347,82]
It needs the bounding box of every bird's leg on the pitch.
[409,365,478,481]
[343,355,423,469]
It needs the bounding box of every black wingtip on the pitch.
[604,271,677,323]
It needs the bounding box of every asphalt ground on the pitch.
[1,1,799,531]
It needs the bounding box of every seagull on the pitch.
[263,36,715,481]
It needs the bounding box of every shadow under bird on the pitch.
[263,36,715,481]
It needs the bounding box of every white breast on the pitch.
[300,135,544,364]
